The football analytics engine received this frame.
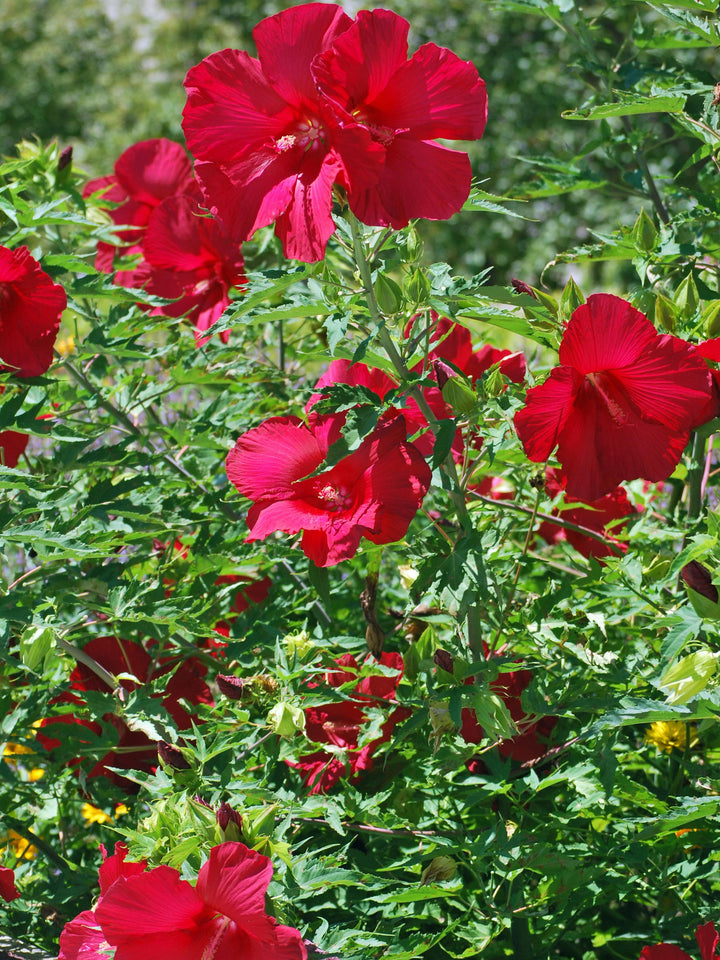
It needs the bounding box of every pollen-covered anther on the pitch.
[275,133,297,153]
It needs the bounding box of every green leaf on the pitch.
[562,95,686,120]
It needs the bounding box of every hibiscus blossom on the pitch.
[313,8,487,228]
[124,189,246,345]
[182,3,383,262]
[0,245,66,377]
[514,294,714,502]
[83,138,194,272]
[535,467,639,560]
[639,921,719,960]
[290,652,409,793]
[225,412,431,566]
[0,429,29,468]
[0,865,19,902]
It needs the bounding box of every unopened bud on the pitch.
[660,650,718,704]
[702,300,720,338]
[217,674,250,701]
[420,856,457,886]
[373,273,404,315]
[675,273,700,320]
[158,741,191,770]
[216,801,243,836]
[433,649,455,674]
[511,278,537,298]
[558,277,585,323]
[58,145,73,172]
[654,294,677,333]
[434,359,476,413]
[681,561,719,604]
[405,268,431,306]
[632,209,658,253]
[267,701,305,739]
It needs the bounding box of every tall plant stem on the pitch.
[347,213,483,656]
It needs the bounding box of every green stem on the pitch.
[687,430,706,520]
[347,213,484,656]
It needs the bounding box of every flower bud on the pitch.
[632,209,658,253]
[428,700,455,753]
[434,360,477,414]
[420,856,457,886]
[702,299,720,338]
[157,741,191,770]
[405,268,431,306]
[267,701,305,739]
[681,561,719,604]
[216,802,243,840]
[373,273,404,315]
[654,294,677,333]
[433,649,455,675]
[674,273,700,320]
[660,649,718,704]
[217,674,250,701]
[558,277,585,323]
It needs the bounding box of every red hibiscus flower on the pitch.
[0,429,29,468]
[639,921,719,960]
[225,412,431,566]
[290,652,409,793]
[182,3,383,262]
[84,842,304,960]
[37,636,213,787]
[83,138,194,272]
[535,467,639,560]
[0,245,66,377]
[0,865,19,902]
[514,294,714,502]
[461,664,556,766]
[59,843,147,960]
[124,189,246,345]
[313,8,487,228]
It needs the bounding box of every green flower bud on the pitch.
[674,273,700,320]
[373,273,404,315]
[632,209,658,253]
[701,299,720,338]
[558,277,586,323]
[420,856,458,886]
[267,701,305,738]
[405,268,431,307]
[654,294,677,333]
[660,650,718,704]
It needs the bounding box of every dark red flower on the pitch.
[0,245,66,377]
[461,665,556,765]
[0,429,29,468]
[83,138,193,272]
[123,190,246,346]
[291,652,409,793]
[182,3,383,262]
[535,467,639,560]
[313,8,487,228]
[0,865,19,902]
[639,922,719,960]
[226,412,431,566]
[681,561,719,604]
[514,294,714,502]
[92,842,306,960]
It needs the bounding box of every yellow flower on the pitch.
[27,768,45,782]
[2,829,37,860]
[55,335,75,357]
[114,804,129,818]
[3,742,35,763]
[645,720,698,754]
[81,803,113,826]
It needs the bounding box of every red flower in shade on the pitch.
[62,842,306,960]
[59,843,148,960]
[182,3,383,262]
[514,294,714,502]
[639,921,719,960]
[83,138,194,272]
[37,636,213,787]
[290,652,409,793]
[0,429,29,467]
[225,412,431,566]
[0,245,66,377]
[461,665,556,766]
[313,9,487,229]
[535,468,639,561]
[0,866,19,902]
[122,190,246,345]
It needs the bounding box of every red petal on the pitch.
[226,416,325,501]
[514,367,580,464]
[114,139,192,207]
[696,922,720,960]
[196,842,273,923]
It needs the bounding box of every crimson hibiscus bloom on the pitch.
[536,468,639,560]
[226,412,431,566]
[182,3,383,262]
[461,665,556,766]
[290,652,409,793]
[313,8,487,228]
[0,429,29,467]
[83,138,194,272]
[125,190,246,345]
[514,294,714,502]
[0,865,19,902]
[639,921,719,960]
[0,245,66,377]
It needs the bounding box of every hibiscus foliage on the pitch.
[2,3,720,960]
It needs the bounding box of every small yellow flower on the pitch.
[645,720,698,754]
[3,742,35,763]
[2,829,37,860]
[27,768,45,782]
[114,804,129,818]
[81,803,113,826]
[55,335,75,357]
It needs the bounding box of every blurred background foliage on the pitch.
[2,0,717,286]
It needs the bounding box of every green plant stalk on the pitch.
[347,212,484,656]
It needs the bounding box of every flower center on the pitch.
[351,107,395,147]
[585,371,628,427]
[201,915,234,960]
[276,115,327,154]
[310,479,353,512]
